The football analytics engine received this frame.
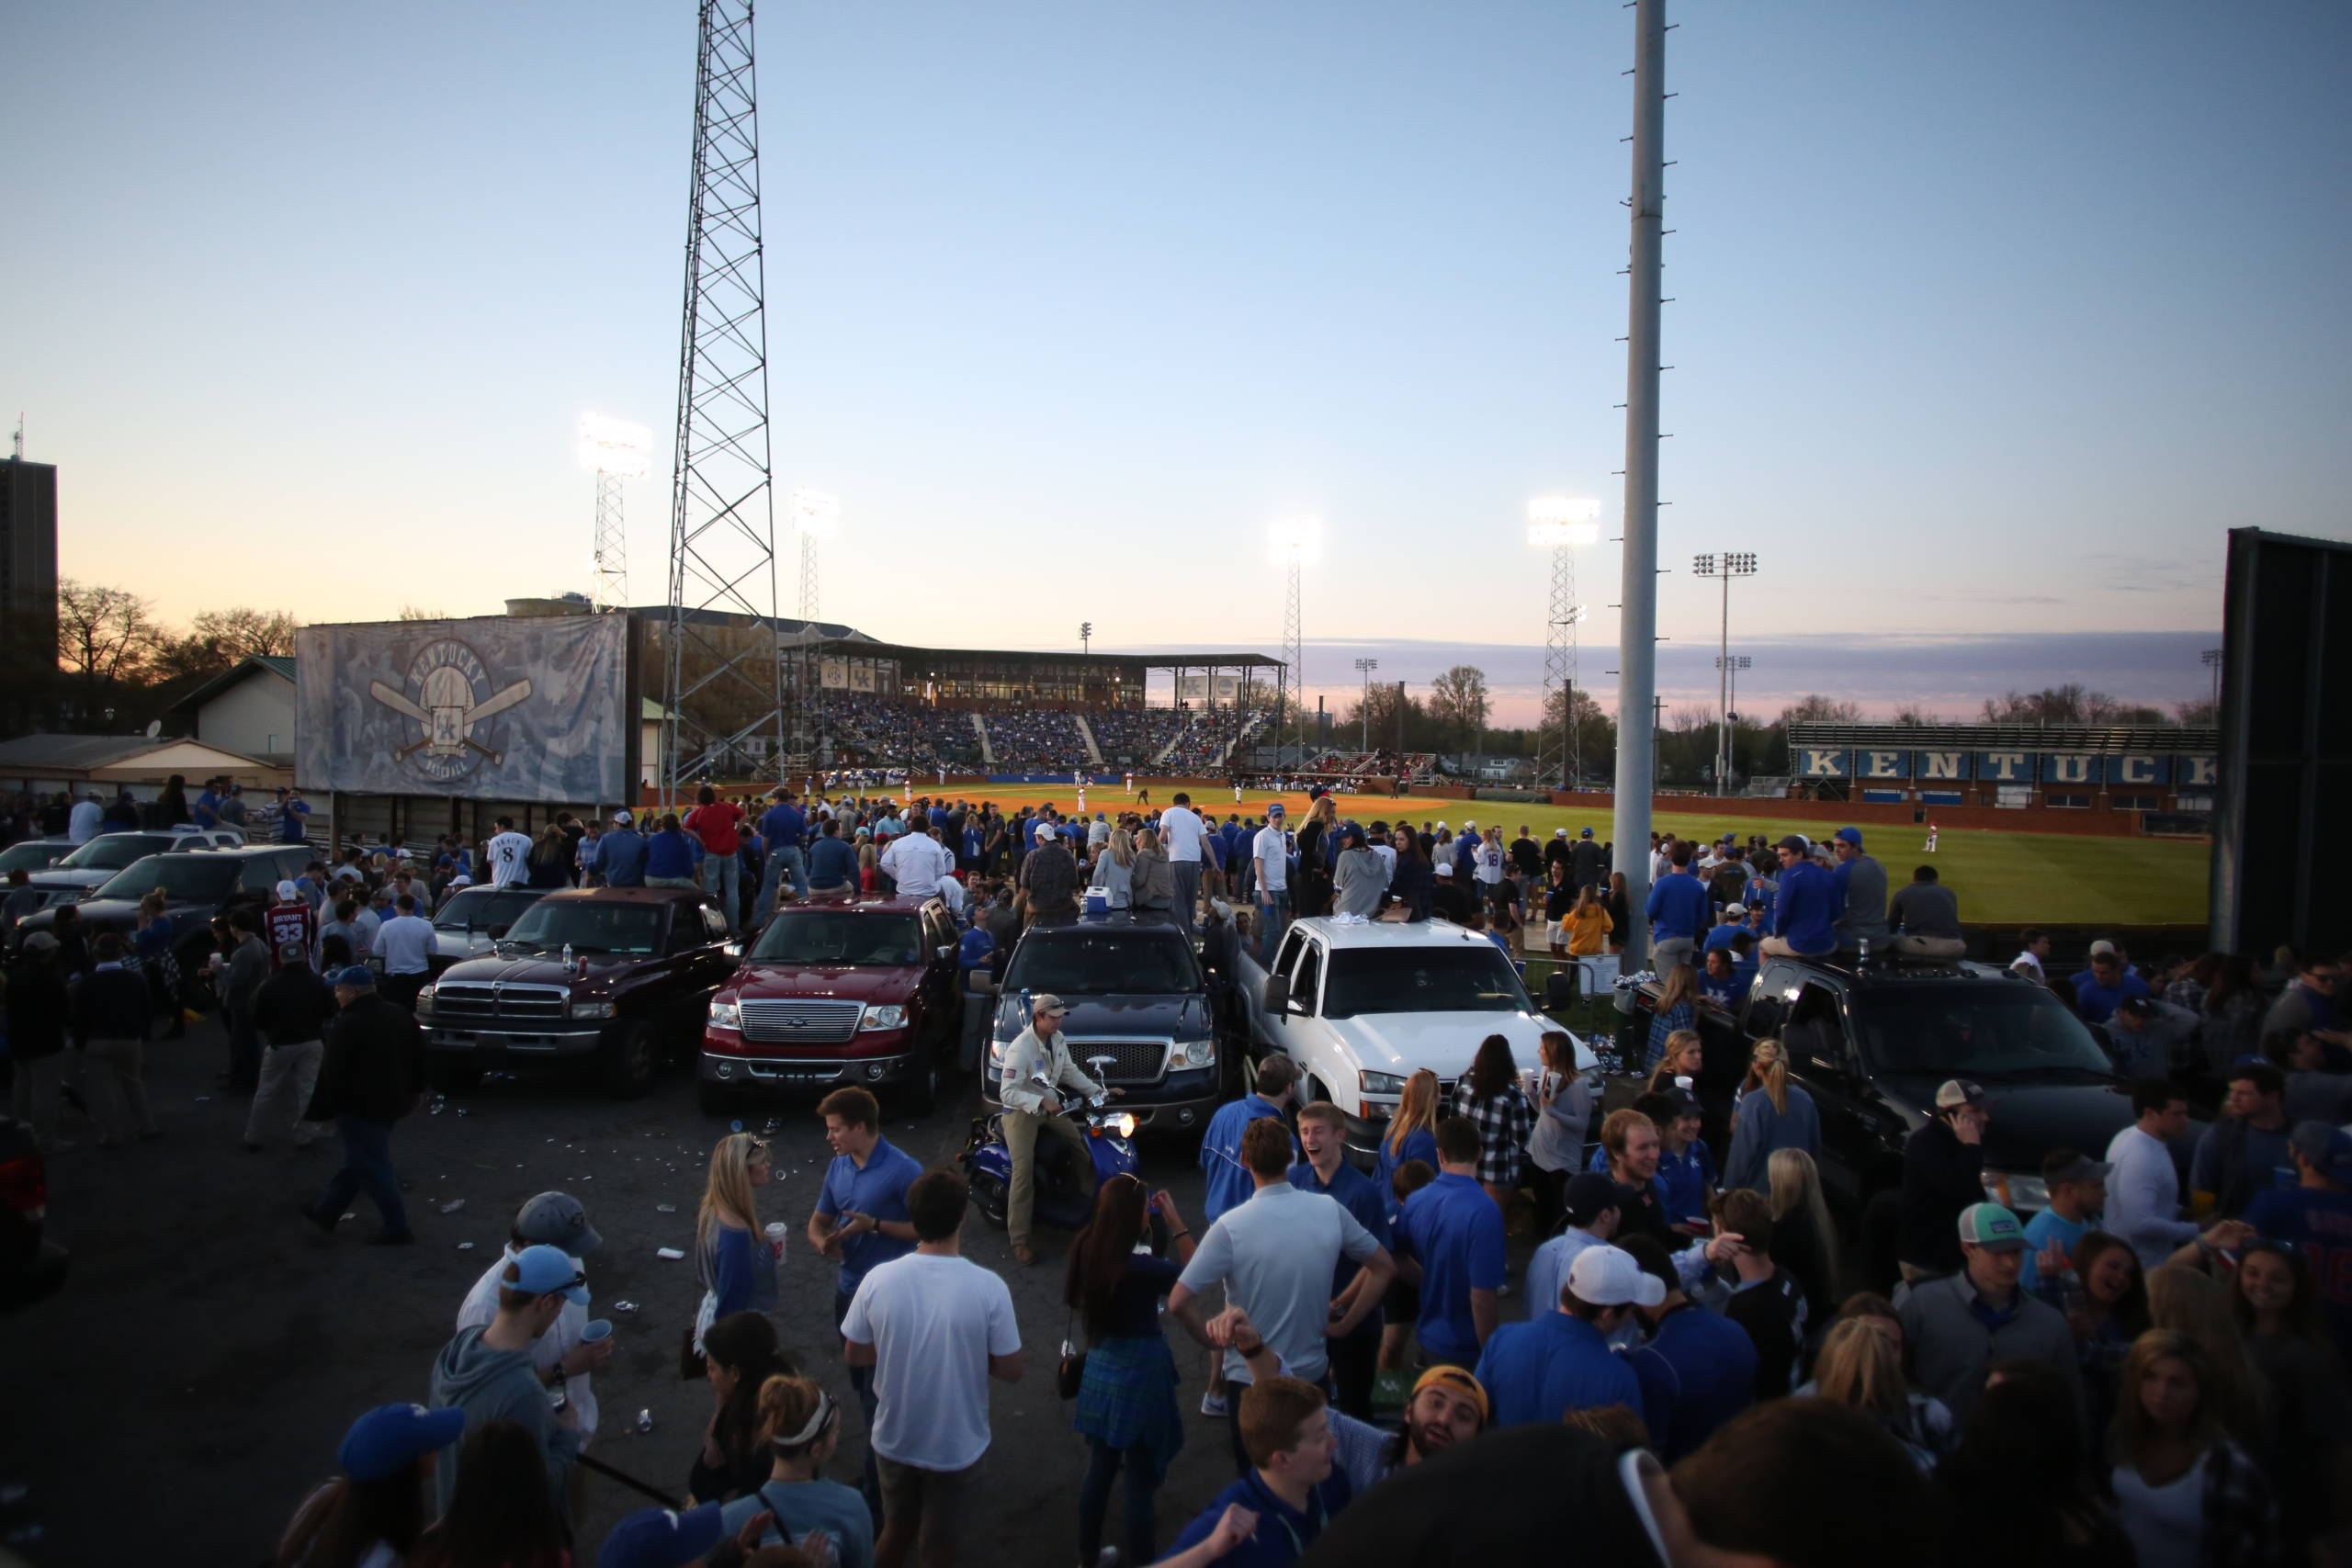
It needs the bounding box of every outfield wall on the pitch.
[1519,791,2192,840]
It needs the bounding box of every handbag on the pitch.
[1055,1305,1087,1400]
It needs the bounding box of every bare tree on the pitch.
[2174,698,2217,727]
[1425,665,1492,751]
[55,579,161,726]
[1891,704,1939,727]
[153,606,301,684]
[397,605,451,621]
[1777,694,1862,726]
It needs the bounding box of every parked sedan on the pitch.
[0,839,74,878]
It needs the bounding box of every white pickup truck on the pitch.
[1234,917,1600,1166]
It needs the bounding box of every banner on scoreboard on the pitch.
[1795,748,1850,778]
[1909,750,1973,782]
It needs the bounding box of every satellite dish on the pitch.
[145,719,162,739]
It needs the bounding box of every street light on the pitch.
[1354,658,1378,751]
[1692,553,1758,792]
[1528,498,1601,790]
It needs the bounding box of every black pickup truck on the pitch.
[1634,953,2164,1269]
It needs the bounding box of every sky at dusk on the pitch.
[8,1,2348,724]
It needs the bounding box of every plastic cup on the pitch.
[582,1318,613,1343]
[763,1221,789,1262]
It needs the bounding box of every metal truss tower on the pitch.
[593,469,628,610]
[1281,560,1304,758]
[1529,498,1599,792]
[662,0,784,794]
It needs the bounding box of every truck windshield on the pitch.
[752,912,924,966]
[434,890,539,933]
[1003,931,1202,996]
[503,902,668,956]
[96,856,238,902]
[1322,946,1529,1019]
[1849,984,2116,1079]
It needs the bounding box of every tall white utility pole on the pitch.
[1612,0,1668,970]
[1354,658,1378,751]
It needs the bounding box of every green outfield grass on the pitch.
[910,781,2210,928]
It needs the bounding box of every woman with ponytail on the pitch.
[715,1374,875,1568]
[1724,1038,1822,1192]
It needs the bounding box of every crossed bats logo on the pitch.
[369,638,533,783]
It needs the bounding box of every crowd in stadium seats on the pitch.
[983,710,1090,772]
[1085,707,1190,764]
[817,696,980,767]
[809,695,1281,773]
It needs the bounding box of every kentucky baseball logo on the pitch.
[368,639,533,782]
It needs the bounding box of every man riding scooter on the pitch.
[1000,991,1125,1266]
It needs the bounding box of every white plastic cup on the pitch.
[763,1221,789,1262]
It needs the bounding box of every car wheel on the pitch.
[696,1078,736,1118]
[427,1058,484,1093]
[967,1169,1009,1228]
[600,1019,660,1100]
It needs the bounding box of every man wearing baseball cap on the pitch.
[300,964,426,1245]
[1250,803,1292,964]
[2018,1149,2111,1294]
[457,1192,612,1444]
[430,1243,591,1514]
[2244,1122,2352,1357]
[1826,827,1889,953]
[1474,1244,1650,1427]
[1523,1172,1624,1335]
[1758,834,1836,960]
[1897,1201,2080,1424]
[994,991,1114,1266]
[596,1504,728,1568]
[1898,1080,1990,1282]
[597,809,649,888]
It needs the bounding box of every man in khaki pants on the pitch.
[994,992,1120,1267]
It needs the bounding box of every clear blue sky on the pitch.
[7,1,2347,721]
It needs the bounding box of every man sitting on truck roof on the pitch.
[1758,836,1836,961]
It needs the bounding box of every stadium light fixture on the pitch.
[1528,499,1600,791]
[1267,515,1322,565]
[1526,495,1602,549]
[790,488,841,538]
[578,412,652,479]
[1693,554,1760,790]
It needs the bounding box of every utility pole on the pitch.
[2201,647,2222,712]
[1611,0,1668,970]
[1354,658,1378,751]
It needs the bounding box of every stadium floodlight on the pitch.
[790,488,841,538]
[578,412,652,479]
[1267,515,1322,565]
[1694,553,1761,791]
[1526,495,1602,549]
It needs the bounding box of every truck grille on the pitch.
[1068,1038,1169,1086]
[432,982,571,1024]
[739,998,865,1044]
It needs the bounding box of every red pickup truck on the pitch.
[700,892,964,1116]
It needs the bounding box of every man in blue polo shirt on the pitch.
[807,1085,922,1507]
[1616,1234,1758,1461]
[1290,1100,1390,1417]
[752,788,808,925]
[1645,841,1712,971]
[1203,1055,1299,1225]
[1474,1244,1650,1427]
[1398,1117,1507,1370]
[1760,835,1837,959]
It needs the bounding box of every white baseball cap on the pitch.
[1035,823,1057,840]
[1435,861,1454,875]
[275,880,300,901]
[1567,1245,1666,1309]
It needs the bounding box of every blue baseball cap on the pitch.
[511,1242,590,1304]
[1833,827,1863,848]
[338,1403,465,1482]
[598,1504,727,1568]
[333,965,375,988]
[1579,827,1593,837]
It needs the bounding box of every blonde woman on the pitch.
[1806,1316,1955,1471]
[694,1132,778,1359]
[2109,1330,2278,1568]
[1767,1147,1840,1325]
[1565,883,1612,958]
[1098,827,1136,910]
[1129,826,1173,918]
[1724,1039,1821,1191]
[1645,964,1701,1071]
[2146,1264,2267,1448]
[1646,1031,1703,1096]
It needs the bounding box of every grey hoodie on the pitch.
[428,1322,580,1514]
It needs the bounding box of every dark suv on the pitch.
[1638,954,2175,1256]
[420,886,738,1098]
[8,845,315,976]
[978,915,1231,1136]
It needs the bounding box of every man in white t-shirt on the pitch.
[842,1169,1022,1568]
[373,893,436,1010]
[1250,802,1292,964]
[877,827,954,898]
[1159,792,1208,937]
[456,1191,613,1445]
[485,816,533,889]
[67,792,104,843]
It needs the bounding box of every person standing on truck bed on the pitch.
[1758,836,1837,961]
[1645,843,1710,973]
[1018,821,1081,928]
[1827,829,1889,953]
[1250,803,1291,963]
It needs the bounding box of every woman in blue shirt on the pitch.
[717,1374,876,1568]
[695,1132,778,1331]
[1646,964,1700,1071]
[1724,1039,1822,1192]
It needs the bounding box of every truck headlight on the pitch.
[1359,1069,1406,1097]
[1170,1036,1217,1069]
[988,1037,1010,1068]
[708,998,741,1031]
[569,999,617,1019]
[1986,1171,2048,1213]
[859,1005,907,1031]
[416,985,436,1018]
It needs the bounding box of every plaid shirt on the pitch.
[2199,1438,2279,1568]
[1442,1082,1535,1186]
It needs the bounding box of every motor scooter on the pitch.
[961,1055,1141,1230]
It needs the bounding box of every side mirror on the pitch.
[487,924,510,940]
[1262,974,1291,1017]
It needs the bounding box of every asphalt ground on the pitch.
[0,1014,1377,1568]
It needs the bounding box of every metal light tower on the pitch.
[787,488,837,760]
[1354,658,1378,751]
[1080,621,1092,657]
[2201,647,2222,711]
[578,413,650,612]
[1269,518,1319,761]
[1693,552,1758,792]
[1716,653,1752,785]
[1612,0,1669,970]
[1529,497,1601,791]
[662,0,783,794]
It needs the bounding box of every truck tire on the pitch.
[600,1019,660,1100]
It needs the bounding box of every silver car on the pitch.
[21,830,243,910]
[429,885,552,971]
